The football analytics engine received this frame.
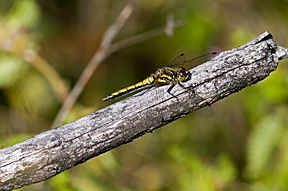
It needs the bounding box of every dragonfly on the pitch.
[103,52,217,102]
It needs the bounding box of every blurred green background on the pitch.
[0,0,288,190]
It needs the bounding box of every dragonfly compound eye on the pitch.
[177,68,190,82]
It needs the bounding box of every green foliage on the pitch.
[0,54,27,88]
[0,0,39,88]
[5,0,39,28]
[245,108,285,179]
[1,0,288,190]
[169,146,236,191]
[49,172,71,191]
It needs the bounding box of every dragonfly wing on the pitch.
[168,52,219,69]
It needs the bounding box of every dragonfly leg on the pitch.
[167,84,175,94]
[167,84,178,99]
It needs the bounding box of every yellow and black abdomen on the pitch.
[103,67,190,101]
[103,76,155,101]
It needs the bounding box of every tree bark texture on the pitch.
[0,31,287,190]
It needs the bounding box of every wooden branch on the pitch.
[0,32,287,190]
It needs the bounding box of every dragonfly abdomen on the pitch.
[103,67,191,101]
[103,76,155,101]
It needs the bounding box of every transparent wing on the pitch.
[168,52,218,69]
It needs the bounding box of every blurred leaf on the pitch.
[7,72,57,117]
[259,69,288,103]
[245,109,285,179]
[176,11,216,53]
[6,0,39,28]
[216,154,236,187]
[230,28,254,48]
[269,127,288,190]
[0,54,27,88]
[49,171,71,191]
[250,183,270,191]
[169,146,236,190]
[98,152,120,175]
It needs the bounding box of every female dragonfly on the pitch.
[103,52,217,101]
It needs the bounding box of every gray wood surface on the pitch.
[0,31,287,190]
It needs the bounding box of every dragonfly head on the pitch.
[177,67,191,82]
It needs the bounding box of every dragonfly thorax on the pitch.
[152,67,191,86]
